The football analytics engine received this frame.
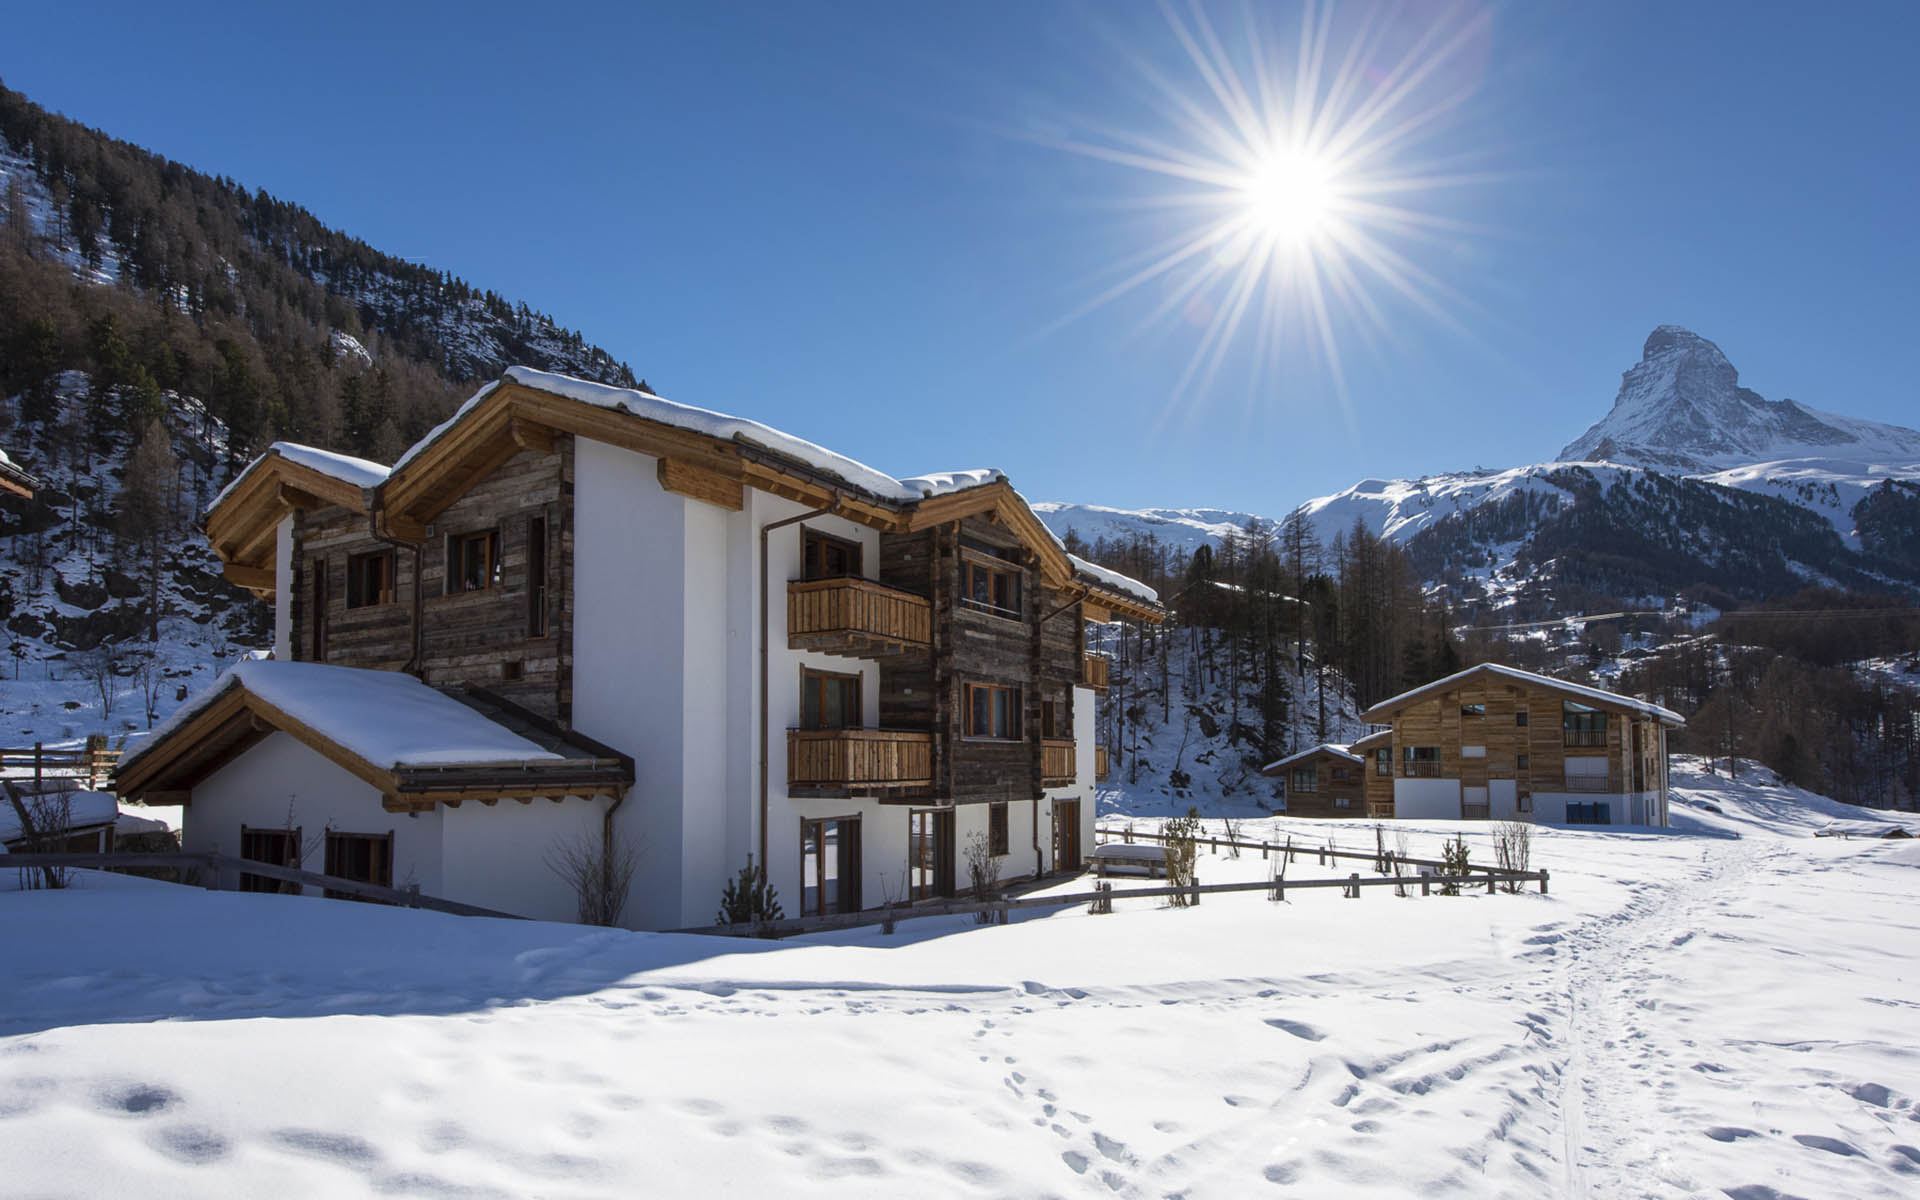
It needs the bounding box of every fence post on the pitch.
[1190,875,1200,907]
[1420,873,1430,897]
[1539,869,1550,896]
[1486,870,1496,896]
[1347,872,1360,899]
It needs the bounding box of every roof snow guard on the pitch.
[116,661,632,812]
[1359,663,1685,726]
[205,367,1164,621]
[0,447,39,499]
[1259,744,1362,774]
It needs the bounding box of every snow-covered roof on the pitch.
[1362,663,1685,726]
[120,661,564,774]
[0,789,121,843]
[206,441,389,514]
[1260,744,1362,773]
[1069,553,1160,605]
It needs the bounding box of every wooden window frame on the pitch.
[345,549,395,610]
[322,830,394,901]
[1461,703,1485,718]
[1375,748,1391,777]
[963,681,1021,741]
[1516,710,1529,727]
[799,814,861,918]
[988,801,1009,857]
[1517,753,1530,771]
[1331,765,1350,782]
[1562,701,1607,748]
[527,514,549,637]
[445,528,501,595]
[309,556,328,661]
[1289,765,1318,793]
[1039,698,1066,740]
[800,667,863,731]
[1403,745,1441,777]
[960,557,1022,620]
[800,527,863,582]
[240,824,300,894]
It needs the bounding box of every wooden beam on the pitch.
[509,418,555,456]
[658,457,744,511]
[221,562,274,591]
[1082,599,1112,624]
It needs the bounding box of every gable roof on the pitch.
[116,661,631,811]
[1359,662,1685,726]
[206,367,1164,621]
[1260,743,1362,774]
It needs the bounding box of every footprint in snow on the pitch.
[1264,1018,1324,1041]
[272,1128,381,1167]
[97,1083,180,1117]
[148,1124,230,1165]
[1791,1133,1860,1157]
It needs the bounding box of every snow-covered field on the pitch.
[2,760,1916,1198]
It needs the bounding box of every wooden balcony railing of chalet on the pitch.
[787,577,931,658]
[1041,739,1077,786]
[1562,728,1608,748]
[1563,769,1627,794]
[1094,745,1111,781]
[1082,652,1111,691]
[1403,761,1443,778]
[787,729,932,790]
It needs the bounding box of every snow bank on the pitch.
[119,661,562,773]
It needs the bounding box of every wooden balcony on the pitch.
[1082,652,1111,691]
[787,728,932,791]
[1042,739,1076,787]
[1094,745,1111,781]
[788,577,930,658]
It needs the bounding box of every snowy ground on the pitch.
[2,760,1916,1198]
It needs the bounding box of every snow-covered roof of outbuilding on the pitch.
[1361,662,1686,726]
[1069,554,1160,605]
[206,441,389,515]
[1260,744,1362,774]
[121,661,563,774]
[0,789,121,844]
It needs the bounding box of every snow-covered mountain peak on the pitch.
[1559,326,1920,473]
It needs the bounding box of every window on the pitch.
[346,550,393,609]
[962,559,1021,618]
[1331,765,1350,782]
[1516,710,1529,727]
[323,831,393,901]
[802,529,862,580]
[1517,753,1530,771]
[910,809,953,900]
[446,529,500,594]
[1566,801,1611,825]
[1290,766,1318,793]
[1040,698,1064,739]
[1517,791,1533,814]
[1563,701,1607,747]
[800,669,861,730]
[1375,748,1391,777]
[1334,796,1352,809]
[988,802,1009,856]
[309,557,328,661]
[1461,703,1485,718]
[527,515,549,636]
[800,816,861,917]
[1403,745,1441,777]
[240,826,300,894]
[965,682,1020,740]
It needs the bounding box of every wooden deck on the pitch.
[787,576,931,658]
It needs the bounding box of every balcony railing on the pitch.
[1403,761,1442,778]
[788,577,930,658]
[1562,728,1608,748]
[1563,769,1623,793]
[1094,745,1111,781]
[1462,802,1491,820]
[1082,652,1111,691]
[1042,739,1076,786]
[787,728,933,790]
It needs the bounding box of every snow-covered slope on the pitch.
[1560,325,1920,473]
[1032,502,1268,555]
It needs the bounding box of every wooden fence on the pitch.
[1,742,120,790]
[1095,823,1535,878]
[1,851,525,920]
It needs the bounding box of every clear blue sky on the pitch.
[7,1,1916,515]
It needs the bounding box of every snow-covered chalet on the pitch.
[115,368,1163,927]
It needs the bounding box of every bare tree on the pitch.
[1493,820,1533,894]
[7,785,75,890]
[548,828,640,926]
[74,643,122,719]
[132,653,166,729]
[964,831,1003,924]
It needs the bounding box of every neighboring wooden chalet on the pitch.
[142,367,1162,928]
[0,448,38,499]
[1259,744,1366,817]
[1358,663,1684,826]
[1348,728,1395,818]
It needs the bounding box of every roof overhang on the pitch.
[204,449,374,595]
[1359,662,1685,727]
[1260,744,1362,775]
[115,677,632,812]
[0,458,36,500]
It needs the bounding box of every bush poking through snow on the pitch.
[1439,835,1472,896]
[1493,820,1533,894]
[716,855,783,928]
[964,832,1002,924]
[547,829,639,927]
[1164,808,1202,907]
[11,788,75,890]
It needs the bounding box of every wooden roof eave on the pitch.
[205,453,372,572]
[116,684,402,802]
[903,481,1079,586]
[1359,665,1682,726]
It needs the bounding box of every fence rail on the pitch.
[2,851,525,919]
[1095,824,1541,878]
[1,743,120,789]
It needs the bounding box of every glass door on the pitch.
[801,817,861,917]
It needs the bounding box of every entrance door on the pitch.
[909,809,954,900]
[1052,799,1082,872]
[801,817,862,917]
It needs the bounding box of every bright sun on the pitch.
[1238,147,1339,245]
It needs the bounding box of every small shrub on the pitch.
[1164,807,1202,907]
[1439,834,1471,896]
[716,855,783,926]
[964,831,1002,924]
[1493,820,1533,894]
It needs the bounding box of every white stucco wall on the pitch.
[441,796,611,923]
[1393,777,1462,820]
[273,516,293,660]
[183,732,444,895]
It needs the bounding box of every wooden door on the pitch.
[1053,799,1081,872]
